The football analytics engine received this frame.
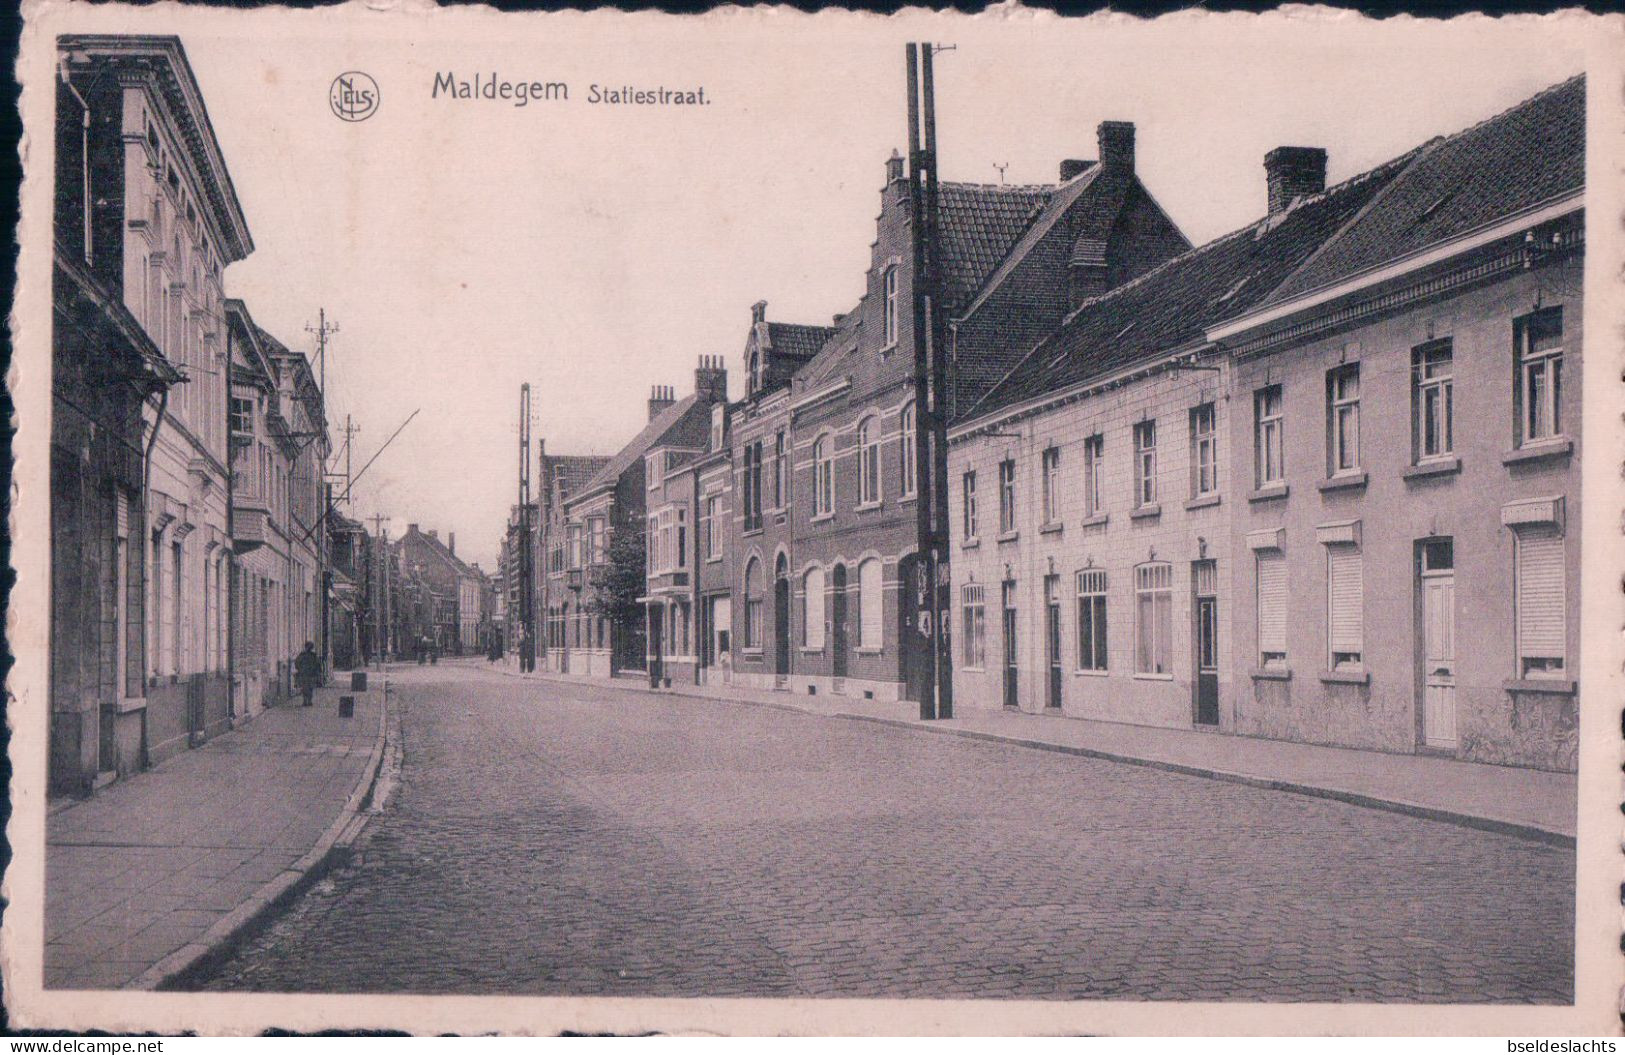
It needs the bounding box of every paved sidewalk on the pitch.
[44,679,388,990]
[490,660,1576,843]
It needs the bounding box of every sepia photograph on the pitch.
[6,1,1622,1037]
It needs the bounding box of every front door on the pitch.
[831,564,848,681]
[1002,580,1018,709]
[648,605,664,686]
[773,563,790,677]
[1044,575,1062,709]
[1419,539,1457,749]
[1193,560,1219,725]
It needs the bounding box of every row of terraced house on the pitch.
[509,75,1584,773]
[49,35,342,796]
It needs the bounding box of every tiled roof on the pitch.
[938,182,1055,310]
[767,322,835,363]
[547,454,611,500]
[572,394,706,500]
[1264,75,1584,305]
[968,150,1420,418]
[789,305,865,391]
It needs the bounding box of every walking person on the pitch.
[295,641,321,708]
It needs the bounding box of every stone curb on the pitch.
[122,682,394,991]
[498,663,1573,849]
[834,713,1575,849]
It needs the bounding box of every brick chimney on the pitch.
[427,529,438,540]
[1097,121,1135,176]
[648,384,676,422]
[886,148,904,185]
[694,354,728,403]
[1265,146,1327,216]
[407,523,419,536]
[1059,158,1093,182]
[449,532,456,556]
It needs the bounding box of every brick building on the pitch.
[55,35,255,775]
[948,77,1583,772]
[393,525,482,654]
[536,450,609,670]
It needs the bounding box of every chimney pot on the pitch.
[1059,159,1092,182]
[1264,146,1328,216]
[1097,121,1135,176]
[449,532,456,555]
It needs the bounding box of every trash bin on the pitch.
[339,695,355,718]
[351,671,368,692]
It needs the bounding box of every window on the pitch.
[773,430,786,508]
[1190,404,1217,498]
[1041,447,1062,525]
[882,265,899,347]
[229,397,253,438]
[998,459,1017,534]
[1076,569,1107,672]
[1412,341,1454,461]
[961,583,987,669]
[1133,420,1158,507]
[814,436,834,516]
[1514,526,1565,678]
[962,470,978,539]
[749,351,762,396]
[858,417,881,505]
[647,515,659,570]
[702,495,719,559]
[744,441,764,531]
[859,558,882,650]
[1327,365,1361,475]
[675,508,687,569]
[1515,309,1563,446]
[1133,563,1172,676]
[1254,386,1283,486]
[900,403,917,497]
[567,524,583,569]
[588,516,607,565]
[1326,545,1363,669]
[1256,549,1287,667]
[1083,434,1104,517]
[744,558,762,649]
[802,566,825,648]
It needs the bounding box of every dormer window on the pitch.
[882,265,900,348]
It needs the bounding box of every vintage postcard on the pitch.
[6,0,1623,1036]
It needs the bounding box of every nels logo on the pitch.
[329,72,380,122]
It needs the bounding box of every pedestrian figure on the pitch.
[295,642,321,707]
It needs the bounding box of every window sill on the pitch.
[1073,668,1109,678]
[1184,494,1221,511]
[1319,667,1370,685]
[1248,483,1289,503]
[961,538,981,550]
[1249,666,1293,682]
[810,512,835,524]
[1130,503,1162,521]
[855,501,884,513]
[856,647,883,656]
[1502,438,1572,466]
[996,530,1020,544]
[1039,521,1064,536]
[1132,672,1175,682]
[1403,456,1461,481]
[899,493,918,504]
[742,527,765,538]
[114,696,148,714]
[1503,677,1576,696]
[1079,512,1109,529]
[799,646,824,655]
[962,666,986,674]
[741,648,763,658]
[1318,472,1367,493]
[705,556,723,565]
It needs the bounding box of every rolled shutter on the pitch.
[1516,528,1565,659]
[860,560,883,649]
[1256,551,1286,656]
[1327,547,1363,655]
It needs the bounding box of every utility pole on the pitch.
[340,415,361,512]
[517,384,535,673]
[369,513,389,668]
[907,42,953,721]
[305,309,339,403]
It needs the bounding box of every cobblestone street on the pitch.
[197,663,1573,1002]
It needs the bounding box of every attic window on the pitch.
[1418,190,1456,223]
[1114,321,1137,341]
[1047,350,1069,371]
[1214,276,1251,306]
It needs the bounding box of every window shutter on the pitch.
[1516,528,1565,658]
[1256,551,1286,655]
[1327,547,1362,654]
[860,560,883,649]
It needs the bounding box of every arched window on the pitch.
[802,566,825,649]
[813,435,834,516]
[1134,562,1173,676]
[744,557,762,649]
[858,417,881,505]
[749,351,761,395]
[900,403,917,497]
[858,558,883,650]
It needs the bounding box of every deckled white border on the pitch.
[7,0,1623,1035]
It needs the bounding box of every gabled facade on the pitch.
[393,525,482,653]
[536,450,611,670]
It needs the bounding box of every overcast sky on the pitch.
[160,8,1586,570]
